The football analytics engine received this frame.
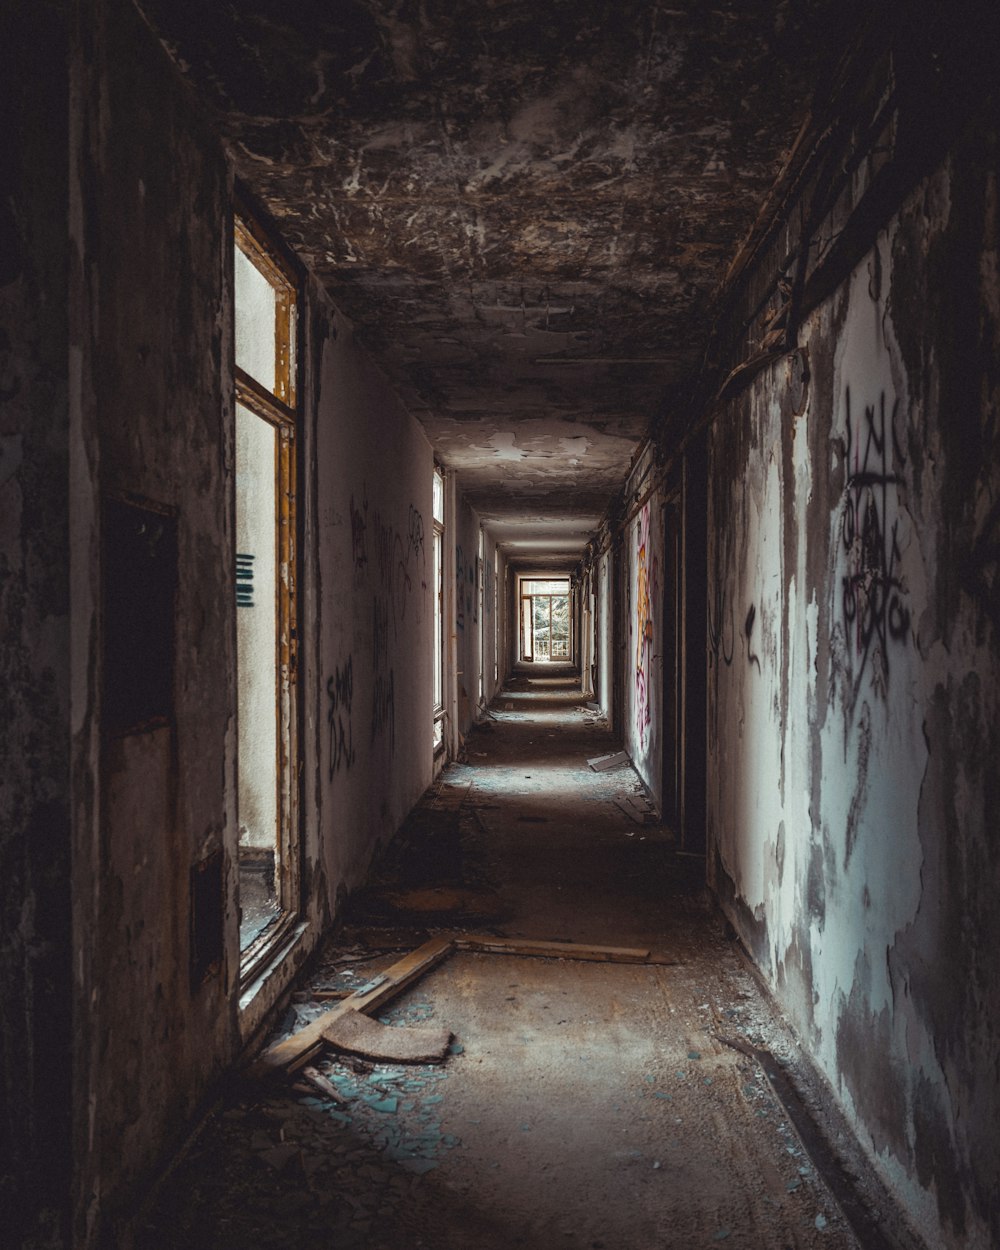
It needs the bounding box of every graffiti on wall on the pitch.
[708,582,735,667]
[455,544,474,631]
[327,657,356,777]
[839,387,911,706]
[484,556,494,615]
[371,596,395,754]
[634,503,659,750]
[744,603,762,673]
[350,489,368,580]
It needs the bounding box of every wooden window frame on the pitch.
[234,208,301,985]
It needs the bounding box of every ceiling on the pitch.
[138,0,843,561]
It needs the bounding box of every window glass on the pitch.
[234,245,277,392]
[522,579,568,596]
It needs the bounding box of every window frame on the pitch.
[432,465,446,754]
[233,206,302,986]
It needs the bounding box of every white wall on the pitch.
[707,149,1000,1249]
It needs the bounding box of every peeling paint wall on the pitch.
[596,547,613,723]
[620,448,665,810]
[314,301,435,904]
[453,497,483,736]
[708,92,1000,1250]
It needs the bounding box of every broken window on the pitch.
[233,212,300,972]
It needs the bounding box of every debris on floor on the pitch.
[587,750,630,771]
[322,1011,453,1064]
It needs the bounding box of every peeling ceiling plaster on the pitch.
[138,0,846,556]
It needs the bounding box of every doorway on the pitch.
[519,578,571,662]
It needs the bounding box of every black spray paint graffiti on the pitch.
[839,387,911,703]
[744,603,762,673]
[371,502,425,635]
[371,596,395,754]
[708,583,735,667]
[350,489,368,578]
[455,545,470,631]
[327,657,356,778]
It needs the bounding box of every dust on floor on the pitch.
[139,670,902,1249]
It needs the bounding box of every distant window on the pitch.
[432,466,445,752]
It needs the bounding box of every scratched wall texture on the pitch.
[708,112,1000,1249]
[0,6,73,1246]
[314,292,436,904]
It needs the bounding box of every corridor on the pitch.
[5,4,1000,1250]
[142,671,908,1250]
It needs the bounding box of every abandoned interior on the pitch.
[4,1,1000,1247]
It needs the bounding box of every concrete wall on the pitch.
[56,2,440,1242]
[707,98,1000,1250]
[1,4,73,1244]
[70,2,240,1240]
[454,497,480,735]
[313,293,436,897]
[621,470,666,808]
[596,547,613,721]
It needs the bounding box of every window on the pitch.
[493,549,499,685]
[432,467,445,752]
[519,578,571,662]
[233,212,299,973]
[478,527,485,705]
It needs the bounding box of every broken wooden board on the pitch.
[301,1065,348,1103]
[322,1012,452,1064]
[247,935,454,1078]
[457,935,651,963]
[587,750,630,771]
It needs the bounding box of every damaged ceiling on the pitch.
[137,0,845,557]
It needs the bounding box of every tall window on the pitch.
[494,550,499,685]
[432,467,445,752]
[520,578,571,662]
[477,527,485,705]
[233,213,299,970]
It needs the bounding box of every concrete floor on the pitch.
[142,670,915,1250]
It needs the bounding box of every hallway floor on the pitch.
[141,671,905,1250]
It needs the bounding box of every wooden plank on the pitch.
[456,935,651,963]
[587,750,630,771]
[323,1013,452,1064]
[247,935,454,1077]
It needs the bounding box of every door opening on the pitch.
[519,578,571,663]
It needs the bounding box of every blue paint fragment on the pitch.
[424,1094,444,1105]
[644,1074,655,1084]
[815,1214,828,1230]
[653,1092,672,1100]
[366,1096,398,1114]
[687,1050,701,1060]
[449,1041,465,1055]
[400,1158,438,1175]
[713,1230,730,1242]
[704,1077,713,1085]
